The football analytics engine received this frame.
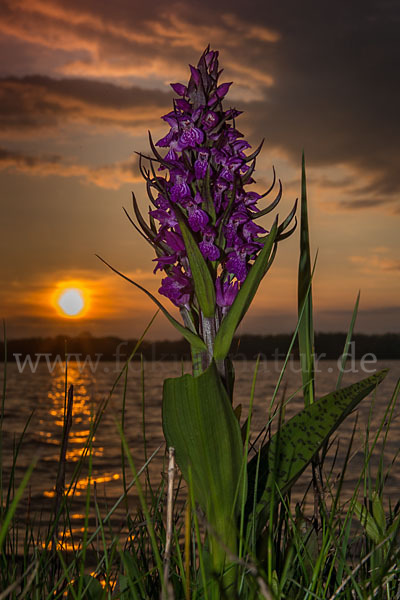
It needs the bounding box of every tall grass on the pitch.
[1,327,399,599]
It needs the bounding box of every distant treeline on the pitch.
[1,332,399,362]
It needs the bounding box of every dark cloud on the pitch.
[232,1,400,209]
[0,146,61,166]
[0,0,278,94]
[1,0,398,212]
[0,75,171,133]
[0,145,139,188]
[338,198,396,211]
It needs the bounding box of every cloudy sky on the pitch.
[1,0,399,340]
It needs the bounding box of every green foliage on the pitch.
[0,458,36,553]
[162,360,245,582]
[72,575,104,600]
[354,493,385,545]
[247,370,388,533]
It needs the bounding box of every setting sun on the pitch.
[58,288,84,316]
[53,283,90,319]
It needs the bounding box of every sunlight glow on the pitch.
[53,282,90,319]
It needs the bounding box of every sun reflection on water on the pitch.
[39,362,100,457]
[39,362,112,498]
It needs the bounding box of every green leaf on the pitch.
[246,369,388,530]
[298,153,315,406]
[213,220,278,361]
[336,291,360,390]
[353,502,382,544]
[96,255,207,352]
[162,361,245,561]
[372,491,386,535]
[119,551,146,599]
[176,212,216,318]
[80,575,104,600]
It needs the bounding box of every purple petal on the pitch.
[192,107,203,122]
[152,254,177,273]
[242,220,267,242]
[155,194,170,210]
[171,82,187,96]
[216,82,232,99]
[220,167,235,182]
[188,206,209,232]
[162,112,179,128]
[189,65,201,86]
[165,147,178,161]
[224,212,249,244]
[225,252,247,281]
[144,48,280,308]
[205,50,217,67]
[194,151,209,179]
[244,191,261,209]
[178,126,204,150]
[202,111,219,129]
[199,240,220,261]
[170,176,191,202]
[175,99,191,111]
[216,277,239,308]
[150,208,178,228]
[159,270,192,307]
[156,130,174,147]
[225,108,243,119]
[163,230,185,253]
[232,140,251,153]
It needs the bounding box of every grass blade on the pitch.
[0,458,37,553]
[336,291,360,390]
[298,153,315,406]
[97,254,207,352]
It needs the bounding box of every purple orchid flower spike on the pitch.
[125,45,297,369]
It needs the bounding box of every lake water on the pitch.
[1,358,399,549]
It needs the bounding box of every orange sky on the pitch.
[0,0,399,339]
